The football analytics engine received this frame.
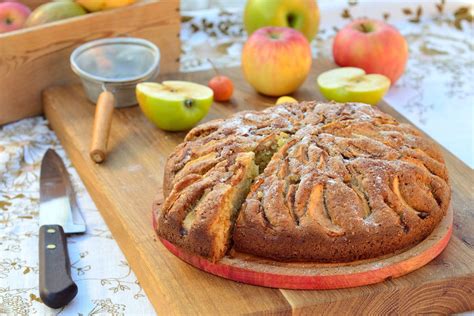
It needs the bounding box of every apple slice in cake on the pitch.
[156,152,258,261]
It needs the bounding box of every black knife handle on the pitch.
[39,225,78,308]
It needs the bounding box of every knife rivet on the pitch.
[46,244,56,250]
[47,228,56,234]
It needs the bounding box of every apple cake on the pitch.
[154,101,450,262]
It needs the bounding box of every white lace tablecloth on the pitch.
[1,1,472,315]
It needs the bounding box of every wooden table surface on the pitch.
[43,59,474,314]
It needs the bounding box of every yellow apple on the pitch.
[242,26,312,97]
[76,0,136,12]
[276,96,298,105]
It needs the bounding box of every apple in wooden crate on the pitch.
[241,26,312,97]
[0,1,30,33]
[333,19,408,84]
[244,0,320,41]
[77,0,136,12]
[25,2,86,27]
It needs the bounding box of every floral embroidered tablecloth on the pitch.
[1,1,472,315]
[0,119,155,315]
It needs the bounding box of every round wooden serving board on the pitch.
[154,206,453,290]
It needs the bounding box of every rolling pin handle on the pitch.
[90,91,115,163]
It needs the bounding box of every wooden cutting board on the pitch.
[43,59,474,314]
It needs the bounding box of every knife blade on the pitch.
[39,149,86,308]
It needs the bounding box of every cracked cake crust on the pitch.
[155,101,450,262]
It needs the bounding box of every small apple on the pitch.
[244,0,320,41]
[276,96,297,105]
[0,2,31,33]
[317,67,390,105]
[207,60,234,102]
[25,2,86,27]
[208,75,233,102]
[136,81,214,132]
[242,26,312,97]
[333,19,408,84]
[76,0,136,12]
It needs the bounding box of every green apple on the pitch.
[136,81,214,132]
[244,0,320,41]
[317,67,390,105]
[25,1,86,27]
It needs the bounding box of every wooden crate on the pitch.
[0,0,180,125]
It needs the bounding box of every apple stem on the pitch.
[286,13,296,28]
[358,22,373,33]
[207,58,220,77]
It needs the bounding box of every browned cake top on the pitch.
[156,101,450,262]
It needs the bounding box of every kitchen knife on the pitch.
[39,149,86,308]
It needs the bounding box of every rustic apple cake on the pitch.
[154,102,450,262]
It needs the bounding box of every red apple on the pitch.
[0,1,30,33]
[332,19,408,85]
[242,26,312,96]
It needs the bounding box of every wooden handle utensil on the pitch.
[90,91,115,163]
